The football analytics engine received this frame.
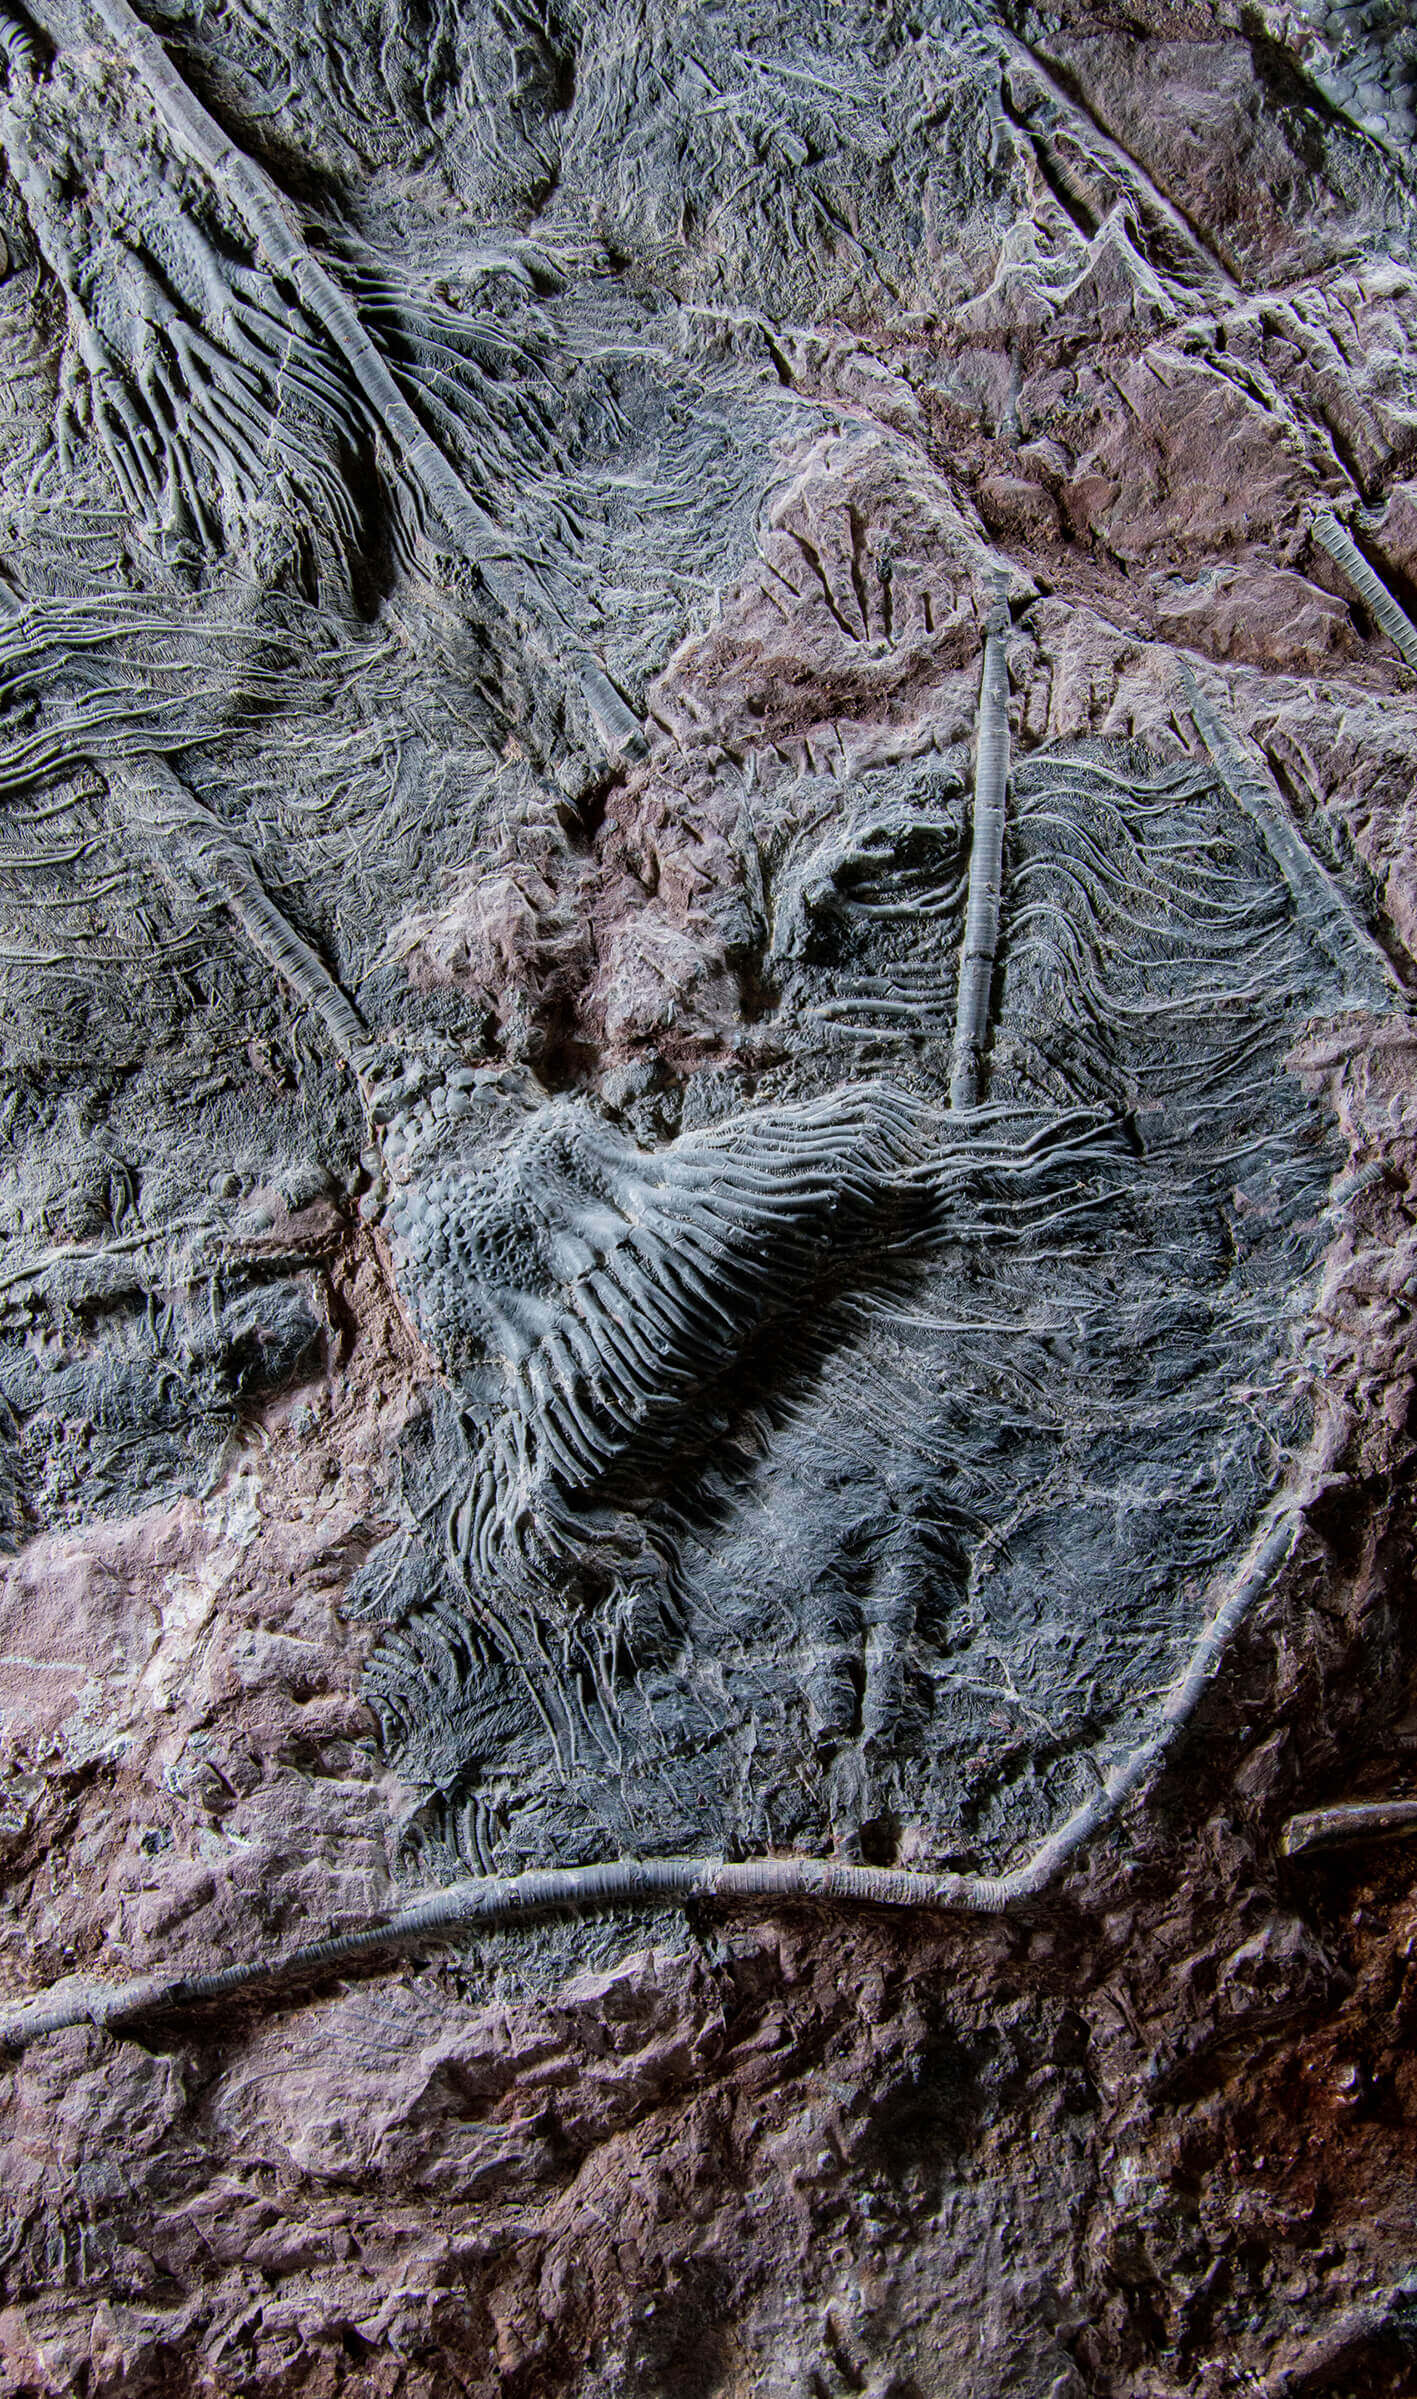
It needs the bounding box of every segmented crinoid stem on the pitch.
[0,1458,1328,2056]
[950,576,1011,1111]
[1180,661,1397,1004]
[1313,510,1417,676]
[0,583,371,1061]
[1281,1800,1417,1859]
[0,8,38,86]
[122,756,368,1062]
[85,0,643,759]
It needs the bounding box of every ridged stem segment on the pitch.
[1180,663,1397,1006]
[121,757,369,1062]
[1313,511,1417,676]
[951,581,1011,1111]
[0,589,370,1063]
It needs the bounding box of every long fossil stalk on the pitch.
[85,0,642,757]
[1180,662,1398,1005]
[950,578,1011,1110]
[1312,511,1417,676]
[0,588,370,1063]
[1281,1800,1417,1858]
[0,1466,1325,2055]
[121,756,368,1062]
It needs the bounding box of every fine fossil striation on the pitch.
[2,4,1417,2380]
[1312,508,1417,677]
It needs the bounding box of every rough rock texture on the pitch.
[2,0,1417,2390]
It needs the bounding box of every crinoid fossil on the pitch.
[275,573,1393,1932]
[0,602,1403,2046]
[0,0,1405,2033]
[354,1062,1132,1818]
[0,0,639,749]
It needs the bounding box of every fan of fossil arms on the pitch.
[0,0,1407,2052]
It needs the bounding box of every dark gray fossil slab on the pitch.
[353,726,1392,1887]
[0,0,1407,2001]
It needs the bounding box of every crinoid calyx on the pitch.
[343,705,1398,1886]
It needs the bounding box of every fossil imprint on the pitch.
[0,581,1392,2045]
[0,0,1406,2046]
[0,0,640,751]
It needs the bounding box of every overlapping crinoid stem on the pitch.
[355,729,1394,1886]
[2,0,571,616]
[2,37,366,570]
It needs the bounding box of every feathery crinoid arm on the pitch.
[0,0,640,753]
[76,0,640,754]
